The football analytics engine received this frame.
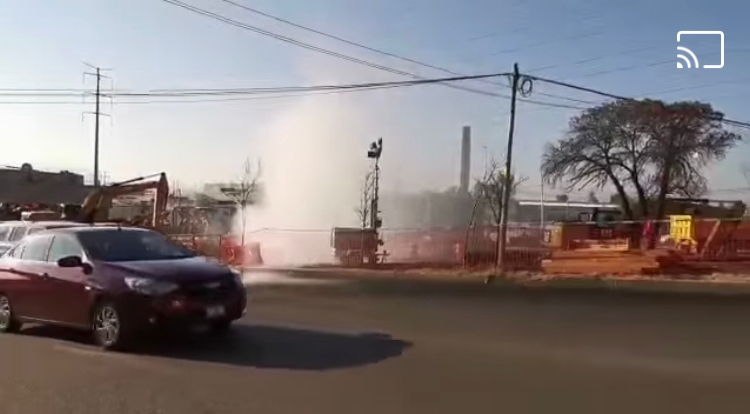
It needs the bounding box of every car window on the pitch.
[27,227,43,235]
[77,229,194,262]
[8,226,28,242]
[19,236,53,262]
[5,244,25,259]
[47,235,84,263]
[0,226,12,242]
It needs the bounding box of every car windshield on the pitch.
[77,229,195,262]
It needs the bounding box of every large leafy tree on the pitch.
[541,99,741,224]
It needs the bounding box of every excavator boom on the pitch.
[78,172,169,230]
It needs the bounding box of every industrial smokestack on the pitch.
[460,126,471,193]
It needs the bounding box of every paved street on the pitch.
[3,279,750,413]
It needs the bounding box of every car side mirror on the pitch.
[57,255,83,268]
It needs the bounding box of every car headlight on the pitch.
[124,277,179,296]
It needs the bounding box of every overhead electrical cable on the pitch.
[159,0,509,99]
[200,0,587,106]
[525,74,750,129]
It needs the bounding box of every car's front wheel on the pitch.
[0,295,21,333]
[91,302,131,351]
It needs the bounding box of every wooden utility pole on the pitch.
[498,63,520,272]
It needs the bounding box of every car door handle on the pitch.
[41,273,50,279]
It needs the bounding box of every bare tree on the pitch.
[475,157,526,226]
[473,157,526,266]
[542,99,741,224]
[355,171,374,228]
[220,158,262,263]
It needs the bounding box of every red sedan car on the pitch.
[0,226,247,350]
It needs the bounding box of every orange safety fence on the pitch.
[550,218,750,260]
[165,219,750,271]
[166,234,263,266]
[243,226,550,271]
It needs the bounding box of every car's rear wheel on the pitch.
[0,295,21,333]
[91,302,130,351]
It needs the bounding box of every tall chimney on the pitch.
[460,126,471,193]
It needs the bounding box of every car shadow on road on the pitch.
[21,323,412,371]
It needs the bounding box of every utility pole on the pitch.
[83,63,112,187]
[498,63,520,273]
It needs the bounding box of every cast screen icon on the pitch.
[677,31,724,69]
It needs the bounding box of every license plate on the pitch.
[205,305,225,318]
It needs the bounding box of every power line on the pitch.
[108,73,511,97]
[217,0,471,77]
[109,72,589,110]
[228,0,592,106]
[525,45,663,73]
[0,75,510,104]
[0,70,590,111]
[518,98,587,110]
[214,0,545,99]
[467,9,609,45]
[488,31,604,57]
[210,1,602,111]
[639,76,750,97]
[0,84,407,105]
[559,47,749,83]
[524,74,631,101]
[524,74,750,129]
[160,0,507,99]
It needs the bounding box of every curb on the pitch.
[238,266,750,297]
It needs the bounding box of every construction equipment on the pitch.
[331,227,380,265]
[78,173,169,231]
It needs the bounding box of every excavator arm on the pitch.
[78,173,169,231]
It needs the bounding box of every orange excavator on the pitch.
[77,172,169,231]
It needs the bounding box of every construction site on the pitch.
[3,119,749,284]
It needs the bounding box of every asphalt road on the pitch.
[3,279,750,414]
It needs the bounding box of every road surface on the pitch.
[2,279,750,414]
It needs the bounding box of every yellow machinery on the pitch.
[78,173,169,232]
[669,214,696,252]
[667,214,743,258]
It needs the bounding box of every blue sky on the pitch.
[1,0,748,202]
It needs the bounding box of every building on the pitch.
[512,200,622,224]
[0,163,92,205]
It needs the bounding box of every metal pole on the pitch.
[498,63,520,273]
[540,178,545,229]
[93,67,101,187]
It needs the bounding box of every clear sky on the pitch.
[2,0,749,201]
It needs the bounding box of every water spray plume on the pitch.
[234,97,369,266]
